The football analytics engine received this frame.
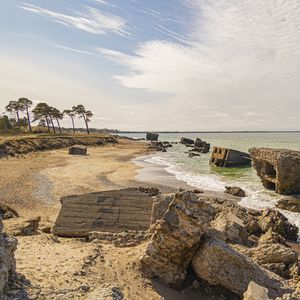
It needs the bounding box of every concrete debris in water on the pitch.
[210,147,251,167]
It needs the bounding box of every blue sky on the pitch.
[1,0,300,130]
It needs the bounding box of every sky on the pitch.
[0,0,300,131]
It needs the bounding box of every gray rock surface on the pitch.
[192,236,292,298]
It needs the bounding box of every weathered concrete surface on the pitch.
[68,145,87,155]
[141,190,299,295]
[0,218,17,298]
[146,132,159,141]
[249,148,300,195]
[257,209,298,241]
[243,282,269,300]
[53,188,154,237]
[192,236,292,298]
[141,191,216,287]
[208,211,248,244]
[210,147,251,167]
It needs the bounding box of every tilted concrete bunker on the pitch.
[53,188,154,237]
[210,147,251,167]
[249,147,300,195]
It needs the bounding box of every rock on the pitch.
[188,152,200,158]
[251,243,298,277]
[141,191,216,287]
[208,211,248,244]
[276,197,300,213]
[0,203,19,220]
[192,236,292,298]
[68,145,87,155]
[146,132,159,141]
[243,281,270,300]
[225,186,246,197]
[193,138,211,153]
[0,217,17,298]
[258,229,288,246]
[148,141,168,152]
[210,147,252,167]
[5,216,41,236]
[249,148,300,195]
[258,210,298,241]
[150,194,174,225]
[180,137,194,145]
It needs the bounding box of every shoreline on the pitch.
[132,152,300,233]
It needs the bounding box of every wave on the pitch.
[143,154,300,234]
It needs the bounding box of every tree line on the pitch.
[1,98,93,134]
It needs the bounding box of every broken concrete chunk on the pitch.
[258,209,298,241]
[208,211,248,244]
[243,281,270,300]
[210,147,251,167]
[192,236,291,298]
[141,191,216,287]
[68,145,87,155]
[249,147,300,195]
[53,188,153,237]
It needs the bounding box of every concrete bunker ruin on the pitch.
[53,188,155,237]
[210,147,251,167]
[249,147,300,195]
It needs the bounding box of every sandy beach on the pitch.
[1,138,222,300]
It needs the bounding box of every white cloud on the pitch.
[20,3,127,35]
[100,0,300,130]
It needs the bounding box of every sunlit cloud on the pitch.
[19,2,128,35]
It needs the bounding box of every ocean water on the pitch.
[122,132,300,230]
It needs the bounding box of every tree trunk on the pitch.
[82,114,89,134]
[16,110,20,129]
[71,117,75,134]
[56,118,62,134]
[26,107,32,133]
[49,116,56,134]
[45,117,50,133]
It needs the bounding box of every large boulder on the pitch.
[192,236,292,298]
[141,191,216,287]
[0,218,17,298]
[146,132,159,141]
[257,210,298,241]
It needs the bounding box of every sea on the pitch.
[121,132,300,231]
